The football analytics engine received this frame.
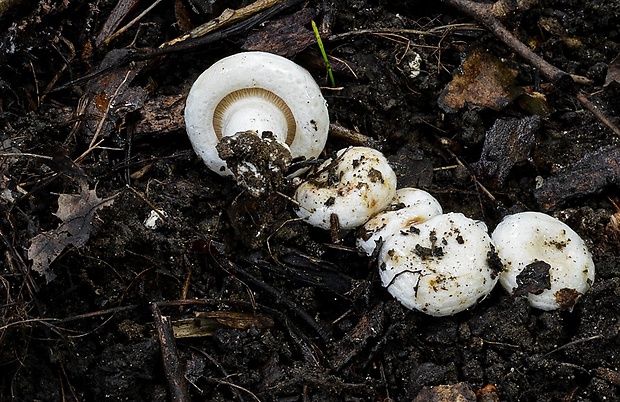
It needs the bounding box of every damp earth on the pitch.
[1,0,620,400]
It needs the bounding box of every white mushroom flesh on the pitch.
[379,212,498,316]
[492,211,595,311]
[294,147,397,230]
[357,188,443,256]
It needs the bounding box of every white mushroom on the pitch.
[492,211,595,311]
[379,212,499,316]
[294,147,397,230]
[357,188,443,256]
[184,51,329,176]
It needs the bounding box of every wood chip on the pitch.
[535,146,620,211]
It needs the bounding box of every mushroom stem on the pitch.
[213,87,296,145]
[219,97,289,142]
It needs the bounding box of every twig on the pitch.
[57,305,137,323]
[436,135,497,204]
[440,0,620,137]
[205,378,261,402]
[52,0,306,92]
[41,37,76,100]
[184,345,249,402]
[216,256,332,342]
[328,122,375,146]
[329,27,451,41]
[0,317,67,332]
[104,0,166,45]
[542,334,604,358]
[125,184,167,222]
[441,0,568,85]
[28,60,40,109]
[575,91,620,137]
[0,152,53,160]
[152,303,191,402]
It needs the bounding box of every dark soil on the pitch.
[1,0,620,401]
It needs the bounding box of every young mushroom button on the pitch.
[492,211,595,311]
[294,147,397,230]
[378,212,499,316]
[357,188,443,256]
[184,51,329,176]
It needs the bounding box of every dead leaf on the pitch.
[173,0,195,33]
[516,88,550,116]
[538,16,583,50]
[94,0,141,47]
[80,50,148,142]
[413,382,476,402]
[28,184,116,282]
[604,53,620,88]
[438,47,521,113]
[242,7,318,57]
[134,94,185,137]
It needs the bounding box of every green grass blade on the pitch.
[311,20,335,87]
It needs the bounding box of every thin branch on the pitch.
[103,0,166,45]
[327,24,482,41]
[441,0,568,85]
[440,0,620,136]
[575,91,620,137]
[542,334,604,358]
[152,303,191,402]
[0,152,53,160]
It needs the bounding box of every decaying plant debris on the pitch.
[1,0,620,400]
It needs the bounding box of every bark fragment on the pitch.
[473,116,540,188]
[535,147,620,211]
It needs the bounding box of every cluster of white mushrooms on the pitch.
[292,146,595,316]
[184,51,595,317]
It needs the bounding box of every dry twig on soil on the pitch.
[440,0,620,137]
[53,0,307,92]
[152,303,191,402]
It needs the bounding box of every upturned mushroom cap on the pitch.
[379,212,498,316]
[184,51,329,176]
[492,211,595,311]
